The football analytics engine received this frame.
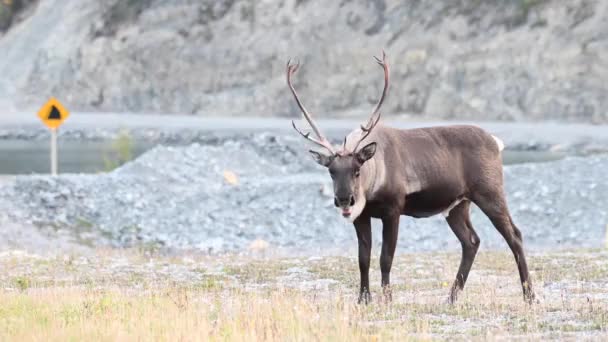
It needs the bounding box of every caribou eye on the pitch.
[354,169,360,177]
[329,170,336,179]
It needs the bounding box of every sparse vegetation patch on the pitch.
[0,249,606,340]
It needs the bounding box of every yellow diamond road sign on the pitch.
[37,98,70,130]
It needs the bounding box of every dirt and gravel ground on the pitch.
[0,248,607,340]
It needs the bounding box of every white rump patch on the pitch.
[442,198,467,218]
[491,135,505,152]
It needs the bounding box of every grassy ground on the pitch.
[0,249,607,341]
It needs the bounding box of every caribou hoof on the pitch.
[447,283,461,305]
[524,291,537,305]
[358,291,372,305]
[382,285,393,304]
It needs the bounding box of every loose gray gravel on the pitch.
[0,133,607,254]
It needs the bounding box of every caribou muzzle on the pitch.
[334,195,355,207]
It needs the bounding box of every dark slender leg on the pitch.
[380,213,400,302]
[473,191,535,304]
[445,201,480,304]
[354,215,372,304]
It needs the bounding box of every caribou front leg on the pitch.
[354,215,372,304]
[380,213,399,302]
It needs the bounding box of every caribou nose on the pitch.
[334,195,355,207]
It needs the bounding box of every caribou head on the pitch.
[287,52,389,219]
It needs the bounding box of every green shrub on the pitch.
[103,130,134,171]
[13,276,31,292]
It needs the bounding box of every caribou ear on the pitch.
[309,150,333,167]
[356,142,377,163]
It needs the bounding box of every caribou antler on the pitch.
[287,59,336,155]
[352,50,389,152]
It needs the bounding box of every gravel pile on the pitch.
[1,134,607,254]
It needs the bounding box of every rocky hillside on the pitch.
[0,0,607,122]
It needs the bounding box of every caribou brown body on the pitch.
[287,52,535,304]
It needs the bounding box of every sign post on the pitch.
[50,129,58,175]
[37,98,70,176]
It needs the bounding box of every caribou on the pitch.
[286,52,535,304]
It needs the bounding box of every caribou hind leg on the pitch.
[445,200,480,304]
[473,189,535,304]
[380,213,400,303]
